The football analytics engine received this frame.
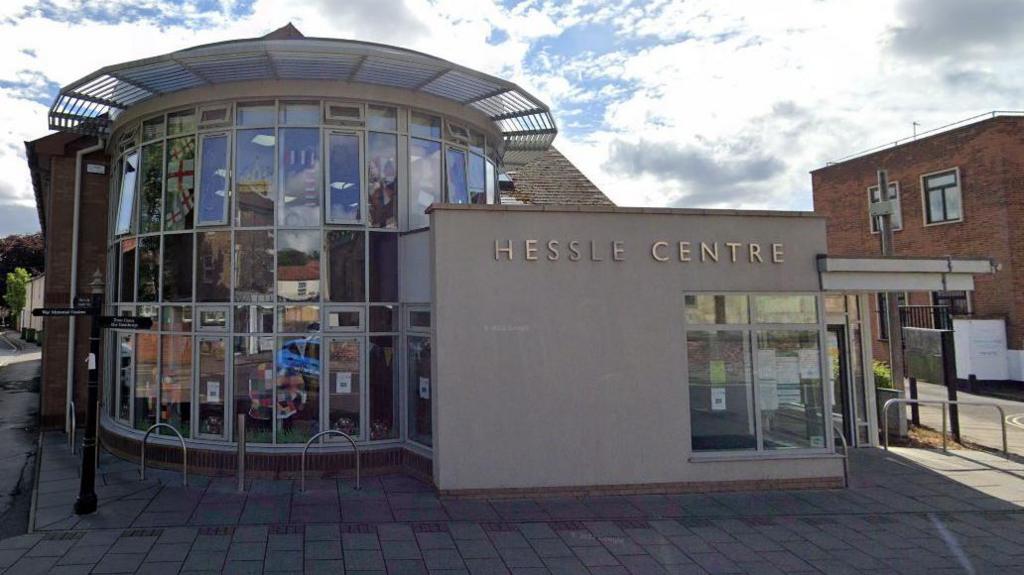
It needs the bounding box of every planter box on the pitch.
[876,387,905,440]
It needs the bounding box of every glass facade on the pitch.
[106,98,499,448]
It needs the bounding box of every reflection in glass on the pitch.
[197,231,231,302]
[234,230,274,303]
[367,105,397,131]
[167,109,196,136]
[138,142,164,234]
[410,111,441,139]
[134,333,158,431]
[237,103,275,126]
[369,305,397,332]
[160,305,193,331]
[277,230,320,302]
[279,128,321,226]
[753,295,818,324]
[469,153,486,204]
[327,309,360,329]
[276,336,320,443]
[407,336,431,446]
[369,336,398,440]
[327,133,361,223]
[197,338,227,438]
[685,295,749,325]
[119,239,136,302]
[114,152,139,235]
[198,133,229,225]
[137,236,160,302]
[235,305,274,333]
[756,330,825,450]
[369,232,398,302]
[160,335,192,438]
[235,129,275,226]
[328,338,361,438]
[117,332,133,423]
[279,102,320,125]
[485,160,496,204]
[233,336,274,443]
[161,233,193,302]
[688,330,755,451]
[142,115,165,141]
[199,309,227,329]
[326,230,365,302]
[446,148,469,204]
[164,136,196,230]
[367,133,397,229]
[278,305,320,333]
[409,138,441,229]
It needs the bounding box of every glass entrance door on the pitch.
[827,325,855,447]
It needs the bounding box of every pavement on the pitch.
[0,333,41,541]
[2,431,1024,574]
[912,380,1024,455]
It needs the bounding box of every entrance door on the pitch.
[827,325,855,447]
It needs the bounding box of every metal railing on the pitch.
[882,398,1008,458]
[899,305,953,331]
[833,424,850,488]
[300,430,360,493]
[67,401,76,454]
[140,423,188,486]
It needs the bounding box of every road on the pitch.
[0,333,41,540]
[913,380,1024,455]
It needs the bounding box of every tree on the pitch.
[5,267,30,328]
[0,233,43,308]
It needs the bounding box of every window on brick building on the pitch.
[922,168,962,224]
[868,182,901,233]
[877,292,907,341]
[931,290,971,316]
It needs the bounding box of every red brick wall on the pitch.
[812,116,1023,359]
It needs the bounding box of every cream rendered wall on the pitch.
[430,205,843,492]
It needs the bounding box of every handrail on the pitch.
[67,401,76,454]
[300,430,360,493]
[833,424,850,488]
[140,423,188,486]
[882,398,1008,459]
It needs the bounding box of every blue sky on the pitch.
[1,0,1023,236]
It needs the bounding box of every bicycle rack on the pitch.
[882,398,1009,459]
[140,423,188,486]
[300,430,360,493]
[67,401,76,454]
[833,424,850,488]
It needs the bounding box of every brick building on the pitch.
[811,112,1023,384]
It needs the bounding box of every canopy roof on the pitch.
[48,24,556,166]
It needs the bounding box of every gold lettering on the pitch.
[546,240,560,261]
[700,242,718,262]
[612,241,625,261]
[772,243,784,263]
[589,240,603,262]
[568,241,582,261]
[749,243,763,263]
[726,242,741,263]
[495,240,513,261]
[652,241,669,262]
[678,242,691,262]
[525,239,538,261]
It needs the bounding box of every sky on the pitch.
[1,0,1022,236]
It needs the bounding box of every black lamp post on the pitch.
[74,270,104,515]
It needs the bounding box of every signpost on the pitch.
[876,169,908,438]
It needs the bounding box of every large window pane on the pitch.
[197,338,227,438]
[367,132,398,229]
[137,236,160,302]
[367,105,397,131]
[167,109,196,136]
[469,153,486,204]
[753,295,818,324]
[279,128,321,226]
[409,138,441,229]
[688,330,755,451]
[278,305,320,333]
[235,128,275,226]
[279,102,319,125]
[198,133,229,225]
[407,336,432,446]
[755,330,825,450]
[944,186,961,220]
[114,152,138,235]
[164,136,196,231]
[276,336,320,443]
[369,232,398,302]
[119,239,136,302]
[685,295,749,325]
[197,231,231,302]
[410,111,441,139]
[134,333,158,431]
[160,335,192,438]
[138,142,164,234]
[162,233,193,302]
[327,132,362,223]
[485,160,496,204]
[446,148,469,204]
[326,230,365,302]
[233,336,274,443]
[327,338,361,439]
[237,102,275,126]
[277,230,320,302]
[235,230,274,303]
[368,336,398,440]
[117,332,133,423]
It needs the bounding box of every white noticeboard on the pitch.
[710,387,726,411]
[335,372,352,394]
[798,349,821,379]
[757,349,777,381]
[776,356,802,404]
[208,381,221,403]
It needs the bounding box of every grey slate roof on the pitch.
[502,147,614,206]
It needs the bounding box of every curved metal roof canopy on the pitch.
[48,26,556,166]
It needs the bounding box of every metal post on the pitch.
[941,331,961,443]
[237,414,246,493]
[74,271,103,515]
[968,373,977,394]
[942,406,948,453]
[877,169,907,438]
[909,377,920,426]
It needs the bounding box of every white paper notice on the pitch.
[759,381,779,411]
[419,377,430,400]
[86,353,96,370]
[757,349,777,381]
[710,387,726,411]
[798,349,821,379]
[208,381,221,403]
[335,372,352,394]
[776,357,800,384]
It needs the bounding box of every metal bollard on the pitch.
[237,415,246,493]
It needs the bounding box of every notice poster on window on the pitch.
[709,360,727,385]
[798,349,821,379]
[711,387,727,411]
[776,356,802,403]
[759,381,779,411]
[757,349,777,381]
[335,372,352,394]
[208,381,221,403]
[419,377,430,400]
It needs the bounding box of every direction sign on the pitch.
[74,296,98,309]
[33,307,92,317]
[98,316,153,330]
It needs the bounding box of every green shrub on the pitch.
[873,361,893,389]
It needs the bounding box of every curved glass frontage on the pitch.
[103,98,498,449]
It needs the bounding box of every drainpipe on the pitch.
[67,138,105,433]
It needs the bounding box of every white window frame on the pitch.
[194,334,230,441]
[324,101,365,127]
[325,305,364,332]
[114,150,140,237]
[868,181,902,234]
[198,103,233,130]
[920,167,963,226]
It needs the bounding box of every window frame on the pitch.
[867,181,902,234]
[325,305,365,332]
[324,129,366,225]
[920,167,963,226]
[194,334,230,440]
[114,150,140,237]
[195,131,232,227]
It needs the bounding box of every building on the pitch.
[16,274,45,340]
[26,25,994,494]
[812,113,1024,386]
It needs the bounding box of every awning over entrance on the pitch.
[818,256,996,291]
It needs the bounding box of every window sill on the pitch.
[689,450,840,463]
[922,218,963,228]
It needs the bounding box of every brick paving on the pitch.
[2,434,1024,573]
